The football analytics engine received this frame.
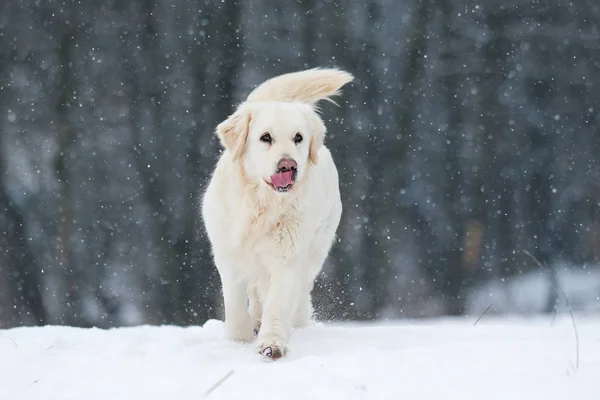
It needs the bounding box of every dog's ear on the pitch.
[307,112,326,166]
[216,106,252,161]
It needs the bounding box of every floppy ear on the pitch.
[216,106,252,161]
[308,112,326,166]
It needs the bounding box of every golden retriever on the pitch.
[201,68,353,360]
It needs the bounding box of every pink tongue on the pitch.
[270,171,294,188]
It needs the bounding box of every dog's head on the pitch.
[216,101,326,194]
[215,68,353,194]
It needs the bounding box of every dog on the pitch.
[201,67,353,360]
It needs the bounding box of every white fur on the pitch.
[201,68,353,358]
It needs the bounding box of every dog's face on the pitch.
[216,101,326,194]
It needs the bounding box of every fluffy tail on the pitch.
[246,67,354,107]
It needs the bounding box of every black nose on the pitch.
[277,158,297,172]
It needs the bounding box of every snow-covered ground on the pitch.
[1,315,599,400]
[467,265,600,316]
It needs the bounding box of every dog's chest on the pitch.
[238,205,303,263]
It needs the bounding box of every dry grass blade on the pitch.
[473,304,493,326]
[10,337,17,348]
[523,250,579,370]
[203,369,234,397]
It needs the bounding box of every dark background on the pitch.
[1,0,599,329]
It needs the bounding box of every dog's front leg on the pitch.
[293,285,313,328]
[247,284,262,335]
[257,265,301,359]
[220,271,254,343]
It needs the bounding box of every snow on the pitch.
[1,316,599,400]
[467,266,600,315]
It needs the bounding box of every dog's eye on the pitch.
[260,133,272,143]
[294,133,303,144]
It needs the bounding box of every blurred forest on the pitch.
[1,0,600,329]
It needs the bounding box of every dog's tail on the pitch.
[245,67,353,107]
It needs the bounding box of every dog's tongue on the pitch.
[271,171,294,188]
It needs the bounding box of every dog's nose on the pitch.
[277,158,297,172]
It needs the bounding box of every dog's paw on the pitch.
[257,333,288,360]
[225,321,255,343]
[228,332,254,343]
[259,342,287,360]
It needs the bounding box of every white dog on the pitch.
[201,68,353,359]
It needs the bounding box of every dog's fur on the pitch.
[201,68,353,359]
